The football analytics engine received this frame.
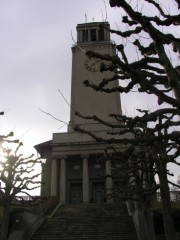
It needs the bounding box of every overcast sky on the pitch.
[0,0,133,154]
[0,1,179,184]
[1,1,114,153]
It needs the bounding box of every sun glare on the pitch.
[0,139,42,196]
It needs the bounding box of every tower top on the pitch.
[76,22,110,43]
[68,21,121,132]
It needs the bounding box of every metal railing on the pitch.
[23,208,46,240]
[156,191,180,202]
[10,196,59,239]
[154,191,180,210]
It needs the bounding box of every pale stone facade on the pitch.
[35,22,127,204]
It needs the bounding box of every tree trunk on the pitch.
[156,162,176,240]
[1,204,11,240]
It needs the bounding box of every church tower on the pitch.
[35,22,123,204]
[69,22,121,131]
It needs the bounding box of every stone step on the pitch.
[31,203,138,240]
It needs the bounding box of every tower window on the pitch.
[82,30,88,42]
[98,28,104,41]
[90,29,96,41]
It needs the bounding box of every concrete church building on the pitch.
[35,22,123,204]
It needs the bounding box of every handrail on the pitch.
[23,208,47,240]
[47,202,61,219]
[23,197,59,240]
[156,191,180,202]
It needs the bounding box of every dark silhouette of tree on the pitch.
[74,1,180,240]
[0,135,42,240]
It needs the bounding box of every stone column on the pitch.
[82,155,89,203]
[77,30,80,42]
[96,28,98,41]
[51,159,57,196]
[106,159,113,203]
[60,156,67,203]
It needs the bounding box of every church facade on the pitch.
[35,22,125,204]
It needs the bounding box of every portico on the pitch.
[42,131,115,204]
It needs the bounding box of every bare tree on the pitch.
[0,136,42,240]
[74,1,180,240]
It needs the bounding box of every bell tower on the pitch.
[68,22,122,132]
[35,22,124,204]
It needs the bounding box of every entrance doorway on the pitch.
[70,183,82,204]
[92,182,104,203]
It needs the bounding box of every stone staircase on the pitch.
[31,202,138,240]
